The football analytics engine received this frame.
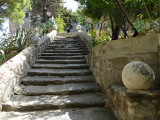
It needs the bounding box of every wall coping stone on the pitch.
[111,85,160,98]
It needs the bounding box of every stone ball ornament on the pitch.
[122,61,155,90]
[76,25,81,32]
[53,24,58,30]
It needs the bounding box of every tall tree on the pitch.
[75,0,159,40]
[0,0,31,25]
[31,0,63,23]
[57,5,77,30]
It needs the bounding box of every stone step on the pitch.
[45,48,88,50]
[44,50,89,53]
[51,41,84,43]
[38,56,85,60]
[18,83,101,95]
[3,93,105,111]
[21,76,95,85]
[36,59,87,64]
[0,108,116,120]
[53,39,81,42]
[49,43,85,46]
[32,64,89,69]
[27,69,92,76]
[41,53,84,56]
[48,45,86,47]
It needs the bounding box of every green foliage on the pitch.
[76,0,159,40]
[0,28,30,64]
[15,28,30,52]
[56,5,77,30]
[98,34,111,42]
[0,35,17,64]
[88,28,111,47]
[88,28,97,39]
[1,0,32,25]
[55,15,66,33]
[75,8,86,25]
[0,50,5,64]
[36,22,45,38]
[45,18,55,33]
[36,18,55,37]
[31,0,63,23]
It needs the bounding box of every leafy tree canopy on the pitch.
[0,0,32,25]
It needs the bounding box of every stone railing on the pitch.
[77,32,92,52]
[79,32,160,120]
[0,30,57,111]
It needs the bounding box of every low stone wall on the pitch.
[0,30,57,111]
[79,33,160,90]
[108,85,160,120]
[79,32,160,120]
[78,32,92,52]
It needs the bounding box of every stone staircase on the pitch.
[0,34,116,120]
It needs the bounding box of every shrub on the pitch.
[55,15,66,33]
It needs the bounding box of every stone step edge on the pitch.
[15,83,101,95]
[21,76,95,85]
[2,93,105,111]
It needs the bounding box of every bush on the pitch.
[88,29,111,47]
[55,15,66,33]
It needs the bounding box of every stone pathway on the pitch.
[0,34,116,120]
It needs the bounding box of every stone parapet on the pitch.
[78,32,92,52]
[0,30,57,111]
[107,85,160,120]
[79,32,160,90]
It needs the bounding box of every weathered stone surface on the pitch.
[0,30,57,111]
[3,93,105,111]
[27,34,39,44]
[32,63,89,69]
[38,30,57,45]
[36,59,87,64]
[0,45,37,110]
[79,32,160,120]
[45,48,88,50]
[0,108,115,120]
[27,69,92,76]
[122,61,155,89]
[21,76,95,85]
[107,85,160,120]
[44,49,89,53]
[18,83,101,95]
[41,53,84,56]
[38,55,85,60]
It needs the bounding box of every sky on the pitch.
[64,0,79,12]
[0,19,9,38]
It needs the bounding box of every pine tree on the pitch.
[0,0,31,25]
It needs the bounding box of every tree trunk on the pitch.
[114,0,138,37]
[121,26,129,38]
[43,7,47,23]
[112,25,120,40]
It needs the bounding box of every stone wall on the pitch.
[0,30,57,111]
[79,32,160,120]
[79,33,160,91]
[108,85,160,120]
[78,32,92,52]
